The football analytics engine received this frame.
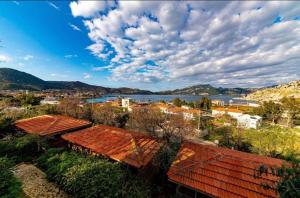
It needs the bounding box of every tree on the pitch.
[255,101,282,124]
[172,98,183,107]
[281,97,300,128]
[128,106,164,136]
[255,160,300,198]
[16,93,42,106]
[157,114,194,144]
[56,97,81,118]
[92,103,128,128]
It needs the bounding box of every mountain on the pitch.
[245,80,300,101]
[0,68,47,90]
[158,84,253,95]
[0,68,152,94]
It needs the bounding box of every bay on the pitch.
[86,94,253,105]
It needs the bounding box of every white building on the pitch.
[212,107,243,119]
[121,98,132,109]
[40,97,60,105]
[236,114,262,129]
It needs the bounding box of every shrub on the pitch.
[0,134,46,162]
[0,116,13,137]
[0,157,22,198]
[37,149,152,198]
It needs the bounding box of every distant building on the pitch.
[40,97,60,105]
[236,114,262,129]
[212,107,243,119]
[121,98,132,109]
[211,99,225,106]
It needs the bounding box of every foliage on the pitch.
[0,116,13,137]
[254,101,282,124]
[92,103,128,128]
[281,97,300,127]
[255,161,300,198]
[128,106,164,136]
[194,97,212,110]
[16,93,42,106]
[172,98,184,107]
[0,134,46,162]
[154,142,181,175]
[37,148,151,198]
[243,126,300,159]
[0,157,22,198]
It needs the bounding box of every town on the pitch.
[1,1,300,198]
[0,88,299,198]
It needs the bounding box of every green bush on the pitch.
[0,134,46,162]
[37,149,152,198]
[0,116,13,137]
[0,157,22,198]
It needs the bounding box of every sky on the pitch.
[0,1,300,91]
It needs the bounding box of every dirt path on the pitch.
[13,163,71,198]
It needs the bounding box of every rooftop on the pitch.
[15,115,91,136]
[212,107,243,113]
[167,141,284,198]
[62,125,162,168]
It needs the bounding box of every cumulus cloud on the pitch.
[70,1,300,87]
[70,0,114,18]
[23,55,34,61]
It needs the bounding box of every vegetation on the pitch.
[16,93,42,106]
[256,160,300,198]
[92,103,129,128]
[0,157,22,198]
[254,101,282,124]
[37,148,151,198]
[0,134,46,162]
[195,97,212,111]
[243,126,300,159]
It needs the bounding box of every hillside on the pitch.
[0,68,152,94]
[245,80,300,101]
[158,84,252,95]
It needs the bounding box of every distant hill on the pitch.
[0,68,152,94]
[158,84,253,96]
[245,80,300,101]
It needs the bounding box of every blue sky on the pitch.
[0,1,300,91]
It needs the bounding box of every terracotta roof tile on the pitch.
[62,125,162,168]
[167,142,284,198]
[212,107,243,113]
[15,115,91,136]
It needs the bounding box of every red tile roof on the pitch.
[15,115,91,136]
[62,125,162,168]
[167,142,284,198]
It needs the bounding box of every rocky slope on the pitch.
[245,80,300,101]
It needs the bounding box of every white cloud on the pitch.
[68,23,81,32]
[70,1,112,18]
[70,1,300,87]
[83,73,91,79]
[64,54,78,58]
[92,65,113,71]
[0,54,10,63]
[48,2,59,10]
[23,55,34,61]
